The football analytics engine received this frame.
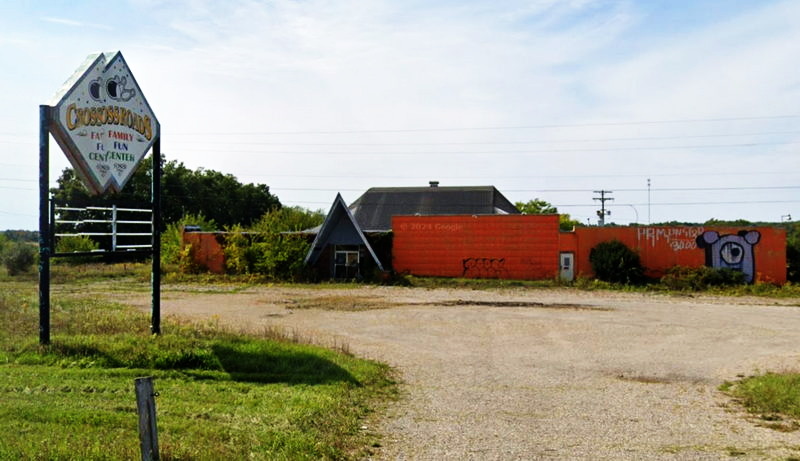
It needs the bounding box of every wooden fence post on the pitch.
[134,377,160,461]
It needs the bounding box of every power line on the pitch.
[162,140,800,156]
[268,185,800,193]
[557,199,800,207]
[0,209,37,217]
[167,114,800,136]
[5,128,796,148]
[5,181,799,194]
[162,129,800,147]
[4,113,800,138]
[3,168,796,179]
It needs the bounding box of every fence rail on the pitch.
[53,204,153,255]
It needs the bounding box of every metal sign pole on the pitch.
[151,139,161,335]
[39,105,51,345]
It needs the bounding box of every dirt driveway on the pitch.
[134,285,800,460]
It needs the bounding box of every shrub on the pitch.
[54,235,101,265]
[2,242,37,276]
[660,266,746,291]
[253,235,313,281]
[223,226,260,274]
[589,240,644,285]
[788,237,799,283]
[56,235,100,253]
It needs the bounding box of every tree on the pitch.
[515,199,558,215]
[515,198,581,231]
[250,206,325,234]
[51,155,281,229]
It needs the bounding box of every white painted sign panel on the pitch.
[49,51,159,195]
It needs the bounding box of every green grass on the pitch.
[721,373,800,431]
[0,271,396,460]
[403,274,800,298]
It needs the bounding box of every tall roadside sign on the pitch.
[40,52,161,344]
[49,52,159,194]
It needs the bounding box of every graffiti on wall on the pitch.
[695,230,761,283]
[637,227,705,251]
[462,258,507,278]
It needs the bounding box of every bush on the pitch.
[54,235,101,265]
[223,226,260,274]
[788,234,799,283]
[56,235,100,253]
[2,242,37,276]
[253,235,313,281]
[660,266,746,291]
[589,240,644,285]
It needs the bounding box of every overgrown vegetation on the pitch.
[398,273,800,297]
[54,235,102,265]
[157,207,323,280]
[0,270,395,460]
[160,213,218,272]
[786,222,800,283]
[221,207,324,280]
[55,235,100,254]
[659,266,746,291]
[1,241,37,276]
[589,240,645,285]
[721,373,800,432]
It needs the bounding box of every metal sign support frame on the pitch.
[38,104,161,344]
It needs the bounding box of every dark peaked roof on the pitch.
[349,185,519,231]
[305,193,383,270]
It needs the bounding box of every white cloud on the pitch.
[41,16,113,30]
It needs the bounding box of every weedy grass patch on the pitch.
[0,274,395,460]
[284,295,397,311]
[403,274,800,299]
[721,372,800,432]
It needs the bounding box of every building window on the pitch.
[334,245,360,279]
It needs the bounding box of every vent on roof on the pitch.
[429,181,439,188]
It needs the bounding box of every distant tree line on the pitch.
[2,230,38,242]
[51,155,281,229]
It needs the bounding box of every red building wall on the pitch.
[572,226,786,284]
[392,217,787,284]
[392,215,561,279]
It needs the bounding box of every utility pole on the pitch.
[647,178,651,224]
[593,190,614,226]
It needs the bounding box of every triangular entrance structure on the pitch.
[305,193,384,272]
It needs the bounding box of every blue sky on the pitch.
[1,0,798,229]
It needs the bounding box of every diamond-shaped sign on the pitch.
[49,51,159,195]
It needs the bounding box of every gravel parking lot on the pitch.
[150,286,800,460]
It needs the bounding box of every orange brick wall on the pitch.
[392,217,786,284]
[572,226,786,284]
[183,232,225,273]
[392,215,560,279]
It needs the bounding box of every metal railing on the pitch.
[53,204,152,254]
